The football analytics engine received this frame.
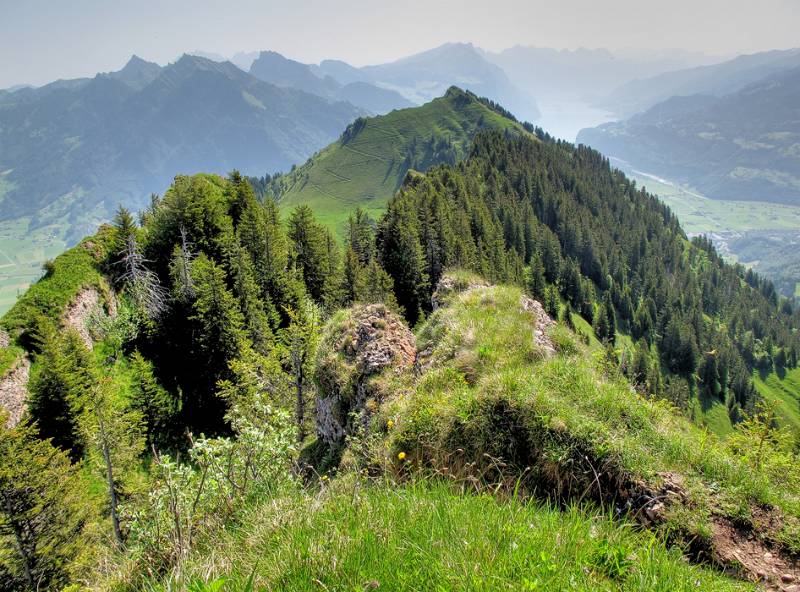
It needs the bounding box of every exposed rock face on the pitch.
[0,357,30,427]
[0,330,9,348]
[315,304,416,445]
[430,275,489,310]
[519,295,557,357]
[62,286,117,349]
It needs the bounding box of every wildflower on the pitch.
[398,451,407,461]
[387,419,394,429]
[321,474,329,482]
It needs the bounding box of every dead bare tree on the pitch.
[117,233,169,320]
[172,225,196,301]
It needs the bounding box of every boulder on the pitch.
[315,304,415,445]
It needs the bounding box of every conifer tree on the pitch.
[79,377,144,546]
[0,417,86,591]
[528,253,546,301]
[287,205,330,303]
[188,254,247,431]
[130,351,178,448]
[347,207,375,266]
[28,325,94,459]
[280,300,320,443]
[378,199,429,324]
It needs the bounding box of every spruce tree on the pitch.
[287,205,330,303]
[79,377,145,546]
[0,417,86,590]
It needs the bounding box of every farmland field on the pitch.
[626,169,800,297]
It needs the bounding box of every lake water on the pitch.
[534,99,617,143]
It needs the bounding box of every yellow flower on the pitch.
[321,475,329,481]
[397,451,407,461]
[387,420,394,429]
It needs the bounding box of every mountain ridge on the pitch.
[274,86,534,233]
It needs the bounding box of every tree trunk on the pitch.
[99,420,124,546]
[296,376,306,443]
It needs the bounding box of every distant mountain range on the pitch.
[353,43,541,122]
[0,54,364,241]
[224,43,542,123]
[596,48,800,118]
[578,65,800,205]
[486,46,721,103]
[248,51,413,114]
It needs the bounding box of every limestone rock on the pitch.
[61,286,117,349]
[519,295,557,357]
[430,275,489,310]
[315,304,415,445]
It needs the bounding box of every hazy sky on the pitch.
[2,0,798,88]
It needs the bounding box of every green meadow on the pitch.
[628,172,800,235]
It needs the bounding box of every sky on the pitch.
[1,0,799,88]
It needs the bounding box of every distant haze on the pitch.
[1,0,798,88]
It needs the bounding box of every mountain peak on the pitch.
[108,54,161,90]
[124,54,149,67]
[168,53,240,76]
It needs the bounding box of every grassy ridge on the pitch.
[279,88,531,235]
[377,279,799,555]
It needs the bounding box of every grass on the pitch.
[148,479,750,591]
[279,88,532,237]
[753,367,800,435]
[690,394,734,438]
[376,278,800,553]
[1,226,113,340]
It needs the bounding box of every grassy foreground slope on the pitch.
[152,481,749,591]
[370,276,800,584]
[278,87,531,233]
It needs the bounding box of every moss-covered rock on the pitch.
[315,304,415,445]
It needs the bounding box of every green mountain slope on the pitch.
[578,66,800,206]
[278,87,532,232]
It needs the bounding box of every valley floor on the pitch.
[621,165,800,299]
[0,218,67,315]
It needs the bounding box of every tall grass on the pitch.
[144,478,750,592]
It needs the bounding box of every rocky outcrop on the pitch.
[62,286,117,349]
[430,274,489,310]
[519,294,557,357]
[62,288,101,348]
[315,304,416,445]
[0,356,30,427]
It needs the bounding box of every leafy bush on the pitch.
[123,392,296,571]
